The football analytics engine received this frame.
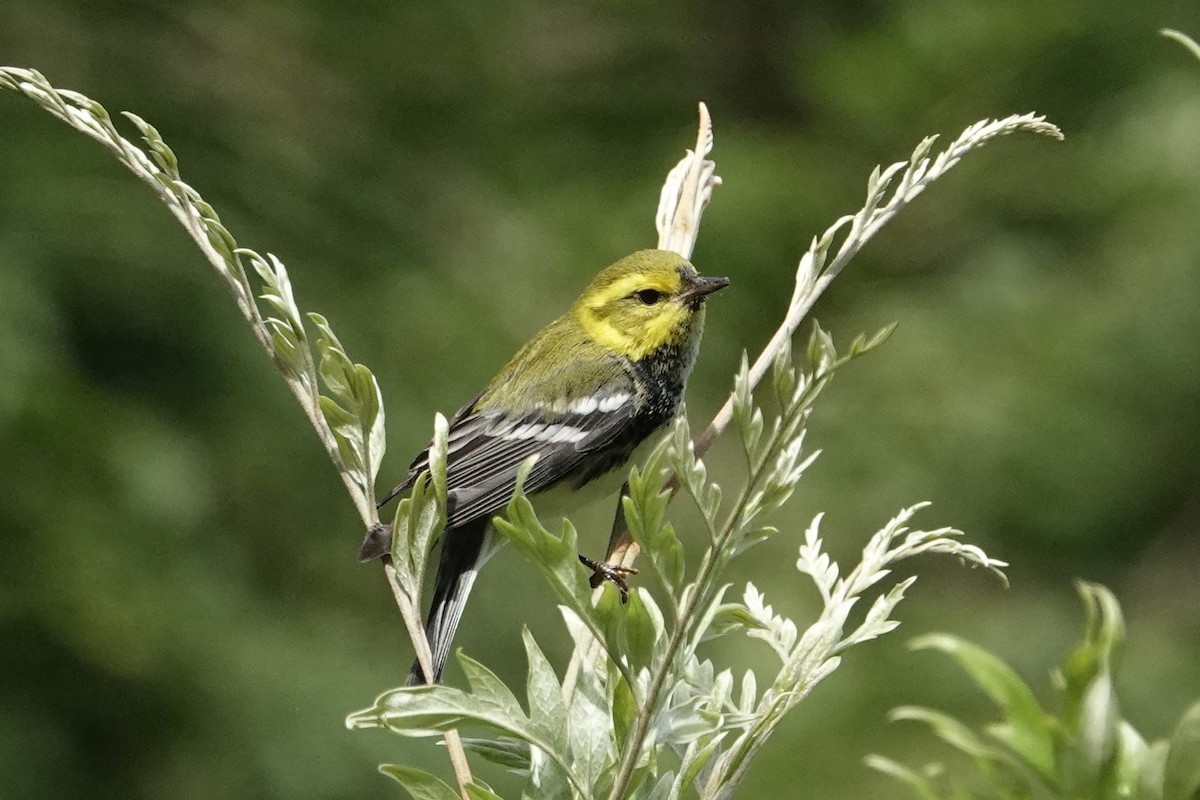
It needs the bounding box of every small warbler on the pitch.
[362,249,728,684]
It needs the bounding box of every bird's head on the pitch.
[573,250,729,361]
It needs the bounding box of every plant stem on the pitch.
[386,560,475,797]
[606,418,778,800]
[0,69,477,796]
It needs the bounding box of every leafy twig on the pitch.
[0,66,474,796]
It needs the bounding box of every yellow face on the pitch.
[573,250,726,361]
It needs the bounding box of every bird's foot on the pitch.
[578,554,638,603]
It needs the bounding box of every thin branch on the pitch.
[607,111,1062,572]
[693,113,1063,458]
[0,66,475,795]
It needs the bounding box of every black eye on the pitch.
[635,289,663,305]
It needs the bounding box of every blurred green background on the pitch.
[3,2,1200,798]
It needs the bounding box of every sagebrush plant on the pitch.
[868,582,1200,800]
[0,68,1060,799]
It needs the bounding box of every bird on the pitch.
[360,249,728,685]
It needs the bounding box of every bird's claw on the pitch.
[579,554,638,603]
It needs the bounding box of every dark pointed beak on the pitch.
[679,275,730,306]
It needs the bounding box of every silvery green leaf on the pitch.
[347,654,523,737]
[1063,582,1126,706]
[686,584,732,651]
[460,653,526,721]
[568,661,616,788]
[849,323,897,357]
[683,657,715,689]
[730,525,779,557]
[731,353,764,460]
[667,416,711,515]
[839,576,916,650]
[558,606,594,657]
[349,653,586,796]
[635,589,668,669]
[120,111,180,177]
[753,433,819,516]
[741,583,796,661]
[245,252,308,342]
[388,471,439,595]
[806,321,837,374]
[1163,701,1200,800]
[464,783,506,800]
[657,700,721,746]
[364,369,387,483]
[378,765,461,800]
[677,732,728,796]
[795,513,838,600]
[622,588,659,673]
[701,482,722,526]
[594,578,626,668]
[319,395,365,481]
[771,335,796,409]
[428,412,450,512]
[884,706,1058,800]
[625,456,685,596]
[460,737,531,773]
[708,669,734,713]
[701,602,765,643]
[738,670,757,716]
[522,628,567,751]
[306,311,389,496]
[310,312,355,396]
[610,664,639,749]
[526,740,573,800]
[267,325,304,376]
[643,771,675,800]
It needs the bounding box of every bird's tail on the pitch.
[407,518,493,685]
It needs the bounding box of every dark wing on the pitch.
[443,398,641,527]
[376,390,484,509]
[379,382,643,528]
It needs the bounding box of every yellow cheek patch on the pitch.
[577,307,635,354]
[638,305,688,355]
[577,303,688,360]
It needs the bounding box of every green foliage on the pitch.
[348,321,1008,800]
[869,583,1200,800]
[387,413,449,610]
